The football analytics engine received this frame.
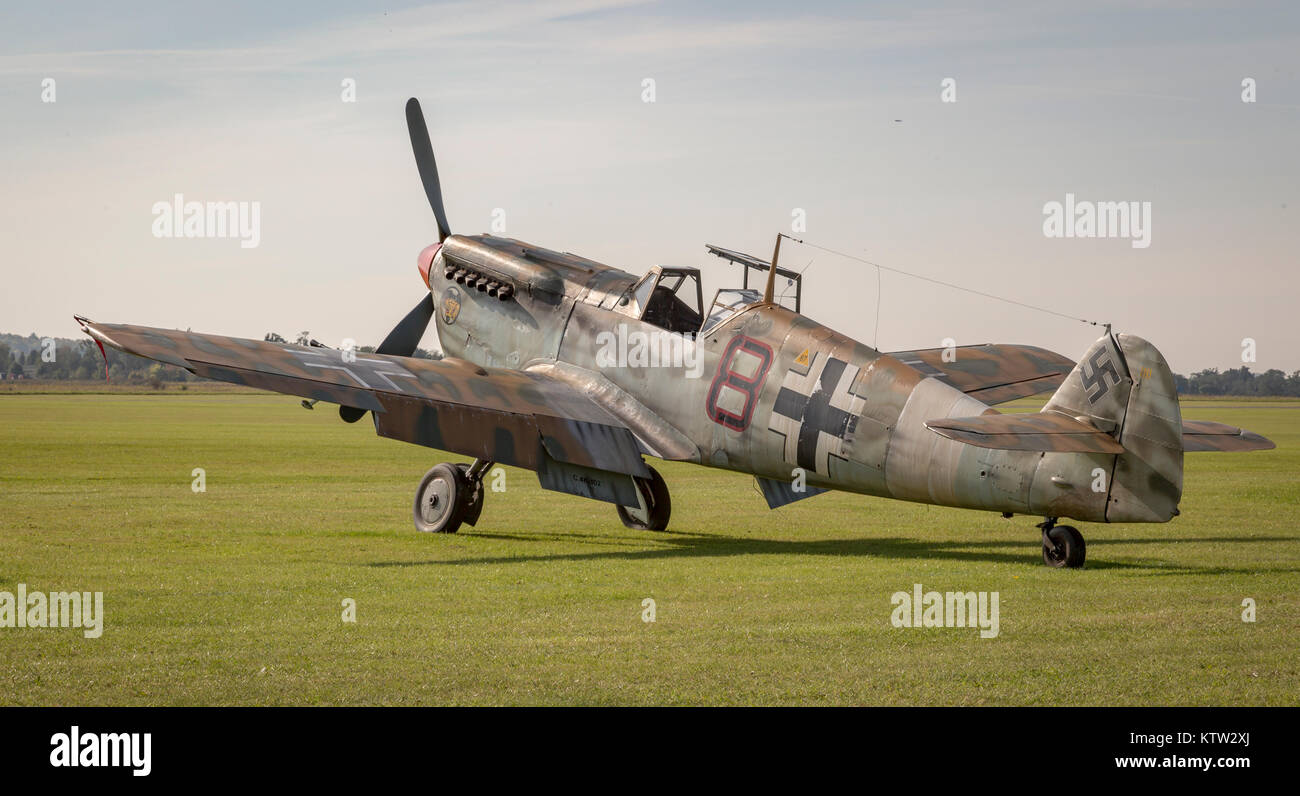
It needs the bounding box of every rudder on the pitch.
[1044,332,1183,523]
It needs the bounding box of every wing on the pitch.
[925,412,1125,454]
[887,344,1076,405]
[76,317,653,505]
[1181,420,1275,452]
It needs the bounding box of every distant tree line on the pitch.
[4,331,1297,396]
[0,336,176,384]
[1173,367,1300,397]
[0,332,440,388]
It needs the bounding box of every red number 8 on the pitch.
[706,336,773,431]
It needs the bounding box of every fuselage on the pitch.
[430,234,1112,522]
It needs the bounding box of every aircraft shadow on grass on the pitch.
[366,532,1297,575]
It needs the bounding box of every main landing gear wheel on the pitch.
[413,463,469,534]
[617,465,671,532]
[454,462,486,527]
[1039,520,1086,568]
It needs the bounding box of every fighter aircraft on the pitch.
[77,98,1274,568]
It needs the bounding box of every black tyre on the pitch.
[617,465,671,531]
[413,463,467,534]
[1042,525,1086,568]
[455,463,486,527]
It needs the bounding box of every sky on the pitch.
[1,0,1297,374]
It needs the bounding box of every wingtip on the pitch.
[72,315,110,381]
[1244,432,1277,451]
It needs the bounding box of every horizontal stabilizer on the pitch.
[925,412,1125,454]
[1182,420,1275,452]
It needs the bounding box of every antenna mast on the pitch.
[762,232,801,306]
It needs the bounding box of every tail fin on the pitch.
[1045,332,1183,522]
[923,330,1273,523]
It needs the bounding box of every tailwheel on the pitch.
[413,462,469,533]
[617,465,671,532]
[1039,519,1086,568]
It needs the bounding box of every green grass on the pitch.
[0,379,262,395]
[0,393,1296,705]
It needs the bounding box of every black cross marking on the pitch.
[772,357,858,473]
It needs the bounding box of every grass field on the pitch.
[0,391,1296,705]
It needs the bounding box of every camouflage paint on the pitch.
[78,234,1273,525]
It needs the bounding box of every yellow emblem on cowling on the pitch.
[441,286,462,325]
[794,348,810,366]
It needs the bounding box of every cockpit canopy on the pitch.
[615,245,804,338]
[702,288,764,335]
[704,244,802,315]
[615,266,704,336]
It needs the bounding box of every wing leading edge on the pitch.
[76,317,651,505]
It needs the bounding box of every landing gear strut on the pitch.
[413,459,491,534]
[1038,517,1086,568]
[617,465,671,532]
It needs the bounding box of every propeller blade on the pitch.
[405,97,452,242]
[377,293,435,357]
[340,99,445,426]
[338,294,435,424]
